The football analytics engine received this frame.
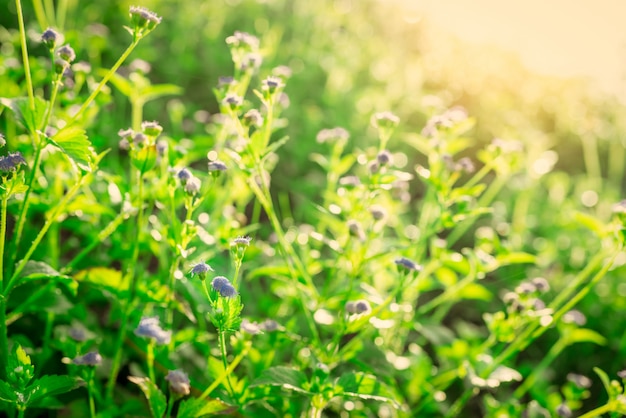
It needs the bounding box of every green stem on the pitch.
[581,133,602,184]
[17,406,25,418]
[43,0,56,27]
[131,98,144,131]
[87,367,96,418]
[513,337,567,398]
[16,0,35,111]
[68,38,141,126]
[147,341,156,383]
[10,146,43,270]
[106,308,129,402]
[577,402,617,418]
[5,172,90,295]
[0,194,8,289]
[165,393,177,417]
[218,329,235,398]
[57,0,68,30]
[31,0,47,29]
[200,341,250,399]
[0,300,8,380]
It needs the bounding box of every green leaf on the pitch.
[131,145,157,174]
[140,83,183,102]
[26,375,82,406]
[74,267,126,294]
[17,260,77,295]
[566,328,607,346]
[128,376,167,418]
[494,252,536,266]
[0,96,48,133]
[335,372,401,408]
[49,126,95,170]
[594,367,612,395]
[176,397,236,418]
[0,380,18,404]
[456,283,492,301]
[249,366,311,394]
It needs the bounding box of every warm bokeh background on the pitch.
[2,0,626,414]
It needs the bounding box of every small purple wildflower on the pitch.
[129,6,161,30]
[73,351,102,366]
[369,205,387,221]
[243,109,263,127]
[260,319,280,332]
[218,76,235,88]
[345,301,357,314]
[68,327,88,342]
[56,44,76,62]
[395,257,422,272]
[556,404,572,418]
[515,282,536,295]
[372,111,400,130]
[262,76,284,93]
[156,139,168,155]
[339,175,361,187]
[133,132,147,145]
[562,310,586,326]
[118,128,134,139]
[41,28,59,49]
[231,236,251,247]
[377,150,393,166]
[0,152,26,172]
[190,262,213,278]
[184,176,201,195]
[208,160,227,172]
[211,276,231,292]
[165,370,190,396]
[355,300,371,314]
[177,168,192,183]
[134,317,172,345]
[566,373,591,389]
[222,93,243,109]
[141,120,162,137]
[241,319,262,335]
[531,277,550,293]
[316,127,349,144]
[226,31,260,50]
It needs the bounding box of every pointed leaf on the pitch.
[0,380,18,404]
[49,126,95,170]
[0,96,48,133]
[249,366,310,394]
[335,372,401,408]
[26,375,82,406]
[16,260,77,295]
[566,328,607,346]
[594,367,612,395]
[177,397,236,418]
[140,84,183,102]
[74,267,126,294]
[128,376,167,418]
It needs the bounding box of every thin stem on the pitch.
[43,0,56,27]
[0,300,8,380]
[218,329,235,398]
[0,194,8,289]
[106,308,129,402]
[31,0,47,29]
[147,341,156,382]
[16,0,35,111]
[5,172,90,295]
[200,341,250,399]
[87,367,96,418]
[577,402,617,418]
[68,39,140,126]
[57,0,69,30]
[513,337,567,398]
[10,146,43,271]
[165,393,176,417]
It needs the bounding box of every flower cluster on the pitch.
[211,276,237,298]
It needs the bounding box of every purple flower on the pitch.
[394,257,421,272]
[165,370,190,395]
[73,351,102,366]
[134,317,172,345]
[0,152,26,172]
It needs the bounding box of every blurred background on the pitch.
[3,0,626,412]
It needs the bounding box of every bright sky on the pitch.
[404,0,626,98]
